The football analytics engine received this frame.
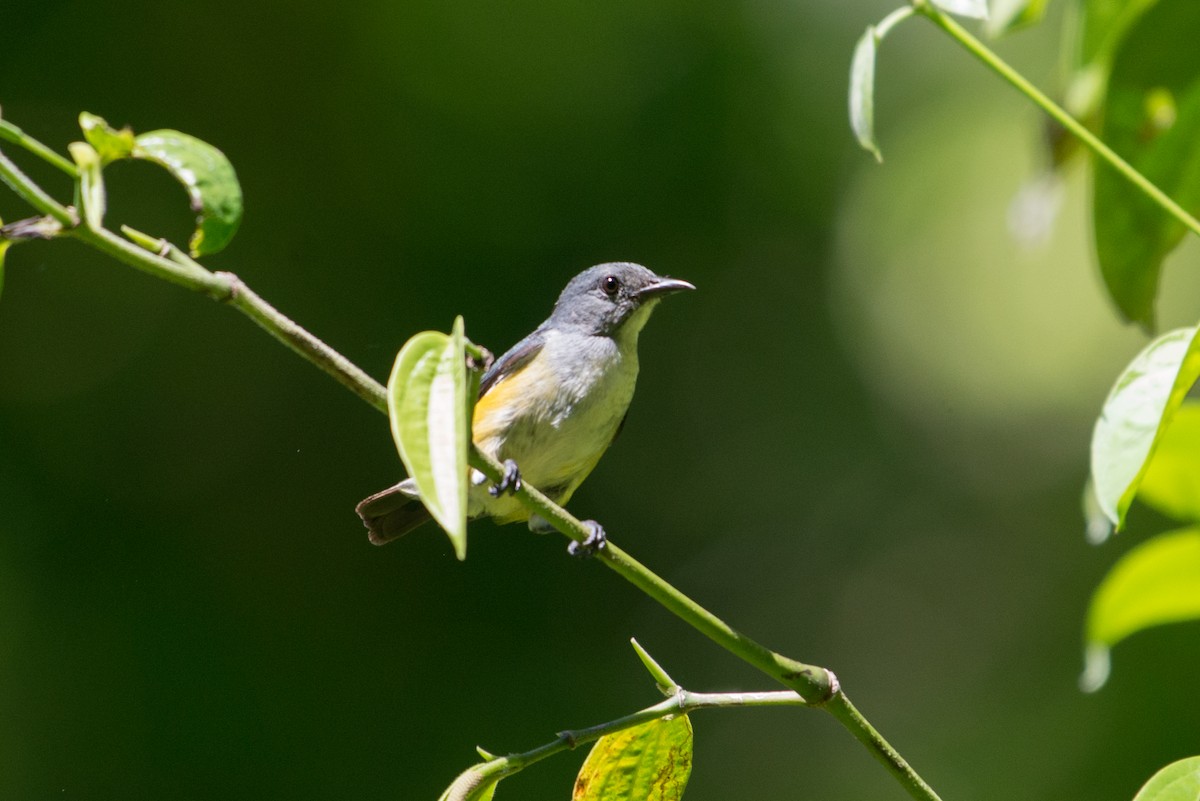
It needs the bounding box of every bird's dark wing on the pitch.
[478,329,545,398]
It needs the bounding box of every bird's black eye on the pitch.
[601,275,621,297]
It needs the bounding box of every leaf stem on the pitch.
[73,224,226,291]
[876,5,915,39]
[912,0,1200,240]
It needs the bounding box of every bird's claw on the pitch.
[489,459,522,497]
[568,520,607,558]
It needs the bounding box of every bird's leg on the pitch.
[488,459,522,497]
[567,520,607,558]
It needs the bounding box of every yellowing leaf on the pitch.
[574,716,693,801]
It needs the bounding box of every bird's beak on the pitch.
[635,277,696,300]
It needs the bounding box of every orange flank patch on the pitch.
[471,355,552,445]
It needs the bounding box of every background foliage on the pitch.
[3,0,1199,799]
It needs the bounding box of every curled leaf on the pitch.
[133,129,243,256]
[574,715,693,801]
[387,317,471,559]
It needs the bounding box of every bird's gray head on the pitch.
[548,262,694,341]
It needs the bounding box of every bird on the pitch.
[356,261,694,554]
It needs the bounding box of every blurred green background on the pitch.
[3,1,1200,799]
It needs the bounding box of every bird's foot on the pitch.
[568,520,607,558]
[488,459,522,497]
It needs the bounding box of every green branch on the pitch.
[912,0,1200,240]
[0,117,78,177]
[0,133,943,801]
[467,687,805,789]
[0,150,76,227]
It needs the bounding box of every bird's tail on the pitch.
[355,480,432,546]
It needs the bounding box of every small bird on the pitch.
[356,262,694,554]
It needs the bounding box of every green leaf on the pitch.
[985,0,1048,37]
[67,141,106,230]
[1082,527,1200,691]
[133,130,243,257]
[1090,327,1200,529]
[849,26,882,163]
[78,112,135,164]
[1078,0,1160,78]
[573,716,693,801]
[932,0,989,19]
[1137,402,1200,522]
[1091,0,1200,326]
[1065,0,1158,119]
[1131,756,1200,801]
[386,317,471,559]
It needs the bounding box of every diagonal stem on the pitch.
[0,118,79,177]
[0,150,76,226]
[912,0,1200,240]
